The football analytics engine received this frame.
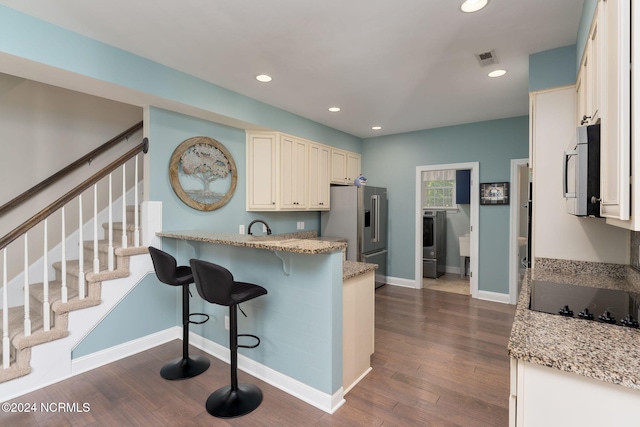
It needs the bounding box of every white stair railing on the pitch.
[0,136,148,374]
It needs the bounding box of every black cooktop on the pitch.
[529,280,640,328]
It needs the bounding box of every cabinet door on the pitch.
[576,61,588,126]
[331,149,347,184]
[247,134,277,210]
[600,0,630,220]
[309,143,330,210]
[346,152,361,184]
[588,5,602,123]
[280,135,307,209]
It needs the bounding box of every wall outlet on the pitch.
[263,224,267,233]
[239,224,245,234]
[296,221,305,230]
[225,315,229,330]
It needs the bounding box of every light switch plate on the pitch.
[239,224,245,234]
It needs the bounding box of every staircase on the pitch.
[0,127,150,391]
[0,206,148,384]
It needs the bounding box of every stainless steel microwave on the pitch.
[563,124,601,217]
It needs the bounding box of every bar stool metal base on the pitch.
[205,383,263,418]
[160,355,210,380]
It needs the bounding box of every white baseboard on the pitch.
[384,276,419,289]
[477,290,511,304]
[187,331,345,414]
[71,327,180,375]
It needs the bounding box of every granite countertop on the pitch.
[509,266,640,390]
[157,230,348,255]
[343,260,378,281]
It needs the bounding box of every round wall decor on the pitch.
[169,136,237,211]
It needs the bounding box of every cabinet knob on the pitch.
[580,115,591,125]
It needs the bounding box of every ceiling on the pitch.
[0,0,585,138]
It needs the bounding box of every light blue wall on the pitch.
[148,107,321,233]
[529,45,577,92]
[0,5,361,153]
[362,117,528,294]
[72,274,177,358]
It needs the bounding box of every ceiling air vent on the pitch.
[475,50,498,67]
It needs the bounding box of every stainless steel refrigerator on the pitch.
[321,186,388,288]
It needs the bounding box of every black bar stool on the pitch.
[189,258,267,418]
[148,247,210,380]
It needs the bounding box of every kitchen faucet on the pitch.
[247,219,272,235]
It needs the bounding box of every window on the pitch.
[423,170,456,209]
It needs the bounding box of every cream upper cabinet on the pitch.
[600,0,631,222]
[330,148,361,185]
[246,133,278,210]
[577,3,603,127]
[280,135,308,210]
[247,131,351,211]
[308,142,330,210]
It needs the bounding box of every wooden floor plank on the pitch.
[1,285,515,426]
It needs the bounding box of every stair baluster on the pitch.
[108,174,114,271]
[121,163,128,249]
[23,234,31,336]
[3,248,9,368]
[61,207,67,303]
[134,155,140,247]
[43,219,50,332]
[78,194,85,300]
[93,184,99,274]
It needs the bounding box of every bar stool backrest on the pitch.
[190,259,235,306]
[149,246,192,286]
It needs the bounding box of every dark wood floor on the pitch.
[2,286,515,426]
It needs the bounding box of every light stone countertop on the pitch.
[157,230,347,255]
[508,266,640,390]
[343,260,378,281]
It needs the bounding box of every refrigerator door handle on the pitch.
[371,195,380,243]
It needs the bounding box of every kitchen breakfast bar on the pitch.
[156,230,377,413]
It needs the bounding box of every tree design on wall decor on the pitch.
[169,136,237,211]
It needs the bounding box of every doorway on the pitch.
[415,162,479,298]
[509,159,529,304]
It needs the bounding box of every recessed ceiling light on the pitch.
[460,0,489,13]
[372,126,382,130]
[255,74,272,83]
[328,107,341,112]
[488,69,507,78]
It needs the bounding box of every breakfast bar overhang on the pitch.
[157,230,375,413]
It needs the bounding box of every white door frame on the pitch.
[509,158,529,304]
[415,162,479,298]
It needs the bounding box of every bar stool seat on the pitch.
[148,247,210,380]
[190,258,267,418]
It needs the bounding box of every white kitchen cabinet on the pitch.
[280,135,307,210]
[330,148,361,185]
[510,358,640,426]
[308,142,330,210]
[600,0,631,221]
[246,132,277,210]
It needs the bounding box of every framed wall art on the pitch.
[480,182,509,205]
[169,136,237,211]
